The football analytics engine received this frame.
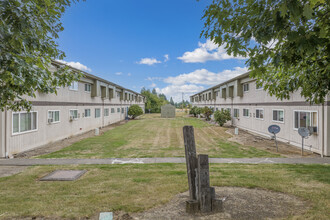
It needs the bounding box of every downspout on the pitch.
[4,107,8,158]
[102,99,105,128]
[321,103,324,157]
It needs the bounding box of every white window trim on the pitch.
[12,111,38,136]
[272,109,285,123]
[104,108,110,117]
[95,108,101,118]
[84,109,91,118]
[233,108,239,118]
[47,110,60,124]
[84,83,91,93]
[243,83,249,93]
[69,109,78,120]
[69,81,79,91]
[255,108,264,120]
[243,108,250,118]
[293,110,318,131]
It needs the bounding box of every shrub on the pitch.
[128,105,144,119]
[195,107,202,116]
[189,106,198,117]
[214,109,231,126]
[203,107,213,121]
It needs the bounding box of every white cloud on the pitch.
[150,83,157,88]
[146,77,163,81]
[156,84,205,103]
[155,66,248,102]
[137,58,161,65]
[115,72,122,75]
[163,67,248,86]
[164,54,169,62]
[177,39,246,63]
[127,73,131,76]
[56,60,92,72]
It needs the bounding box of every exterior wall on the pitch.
[161,104,176,118]
[1,68,145,157]
[192,77,330,156]
[0,111,5,157]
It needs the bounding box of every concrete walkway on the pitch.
[0,157,329,166]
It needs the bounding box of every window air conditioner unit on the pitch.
[48,118,53,124]
[308,126,317,134]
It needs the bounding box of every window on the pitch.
[273,110,284,122]
[104,108,109,116]
[95,108,101,118]
[84,84,91,92]
[234,109,239,118]
[256,109,264,119]
[69,110,78,120]
[243,109,249,117]
[117,108,120,113]
[13,112,37,134]
[69,81,78,91]
[294,111,317,129]
[111,108,115,113]
[48,110,60,124]
[121,108,124,113]
[243,83,249,92]
[256,83,263,90]
[226,108,231,114]
[84,109,91,118]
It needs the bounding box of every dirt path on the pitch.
[127,187,308,220]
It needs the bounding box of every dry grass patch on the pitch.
[0,164,329,219]
[39,114,281,159]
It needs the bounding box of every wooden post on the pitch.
[198,154,212,213]
[183,126,198,200]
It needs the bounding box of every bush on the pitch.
[128,105,144,119]
[189,106,197,116]
[203,106,213,121]
[195,107,202,116]
[214,109,231,126]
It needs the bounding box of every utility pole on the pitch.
[182,92,184,112]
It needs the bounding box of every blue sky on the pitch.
[57,0,248,102]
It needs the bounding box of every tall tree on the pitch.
[0,0,82,111]
[152,88,157,95]
[201,0,329,104]
[170,97,175,105]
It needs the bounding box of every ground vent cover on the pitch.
[39,170,87,181]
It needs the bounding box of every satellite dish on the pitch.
[298,127,310,137]
[268,125,280,134]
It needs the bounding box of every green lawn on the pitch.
[39,114,281,159]
[0,164,329,219]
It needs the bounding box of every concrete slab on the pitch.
[0,157,329,166]
[39,170,87,181]
[99,212,113,220]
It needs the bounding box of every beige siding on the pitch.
[192,76,330,156]
[1,69,145,157]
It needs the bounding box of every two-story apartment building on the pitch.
[191,72,330,156]
[0,60,145,158]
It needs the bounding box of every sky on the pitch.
[57,0,248,102]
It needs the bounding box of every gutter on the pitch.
[4,107,8,158]
[321,103,324,157]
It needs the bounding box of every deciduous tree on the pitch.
[0,0,82,111]
[201,0,329,104]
